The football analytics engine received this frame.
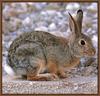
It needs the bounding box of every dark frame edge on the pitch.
[0,0,100,96]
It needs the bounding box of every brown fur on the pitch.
[63,57,80,69]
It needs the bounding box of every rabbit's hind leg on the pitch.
[27,59,59,81]
[27,73,59,81]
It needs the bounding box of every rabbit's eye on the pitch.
[80,40,85,45]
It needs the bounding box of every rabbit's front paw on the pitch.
[58,67,67,78]
[58,72,67,78]
[47,73,59,80]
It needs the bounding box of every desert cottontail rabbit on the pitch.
[7,9,95,80]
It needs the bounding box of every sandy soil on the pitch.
[2,75,97,94]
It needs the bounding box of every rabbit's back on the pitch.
[9,31,67,51]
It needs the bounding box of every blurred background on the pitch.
[2,2,98,77]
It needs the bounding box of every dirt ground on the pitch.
[2,75,97,94]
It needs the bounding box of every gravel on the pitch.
[2,75,97,94]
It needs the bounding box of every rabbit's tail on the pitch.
[3,63,15,76]
[3,52,16,76]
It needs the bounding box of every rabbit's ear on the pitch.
[76,9,83,32]
[68,12,80,37]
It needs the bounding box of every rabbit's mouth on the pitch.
[83,49,96,56]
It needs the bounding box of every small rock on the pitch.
[4,17,22,33]
[34,26,48,32]
[80,66,96,76]
[66,3,80,10]
[92,35,97,48]
[22,17,32,26]
[83,17,92,28]
[87,3,97,13]
[45,10,57,15]
[48,23,56,31]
